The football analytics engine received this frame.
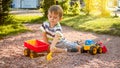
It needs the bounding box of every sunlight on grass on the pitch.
[1,13,120,38]
[61,14,120,36]
[13,15,42,23]
[0,14,46,38]
[0,24,27,38]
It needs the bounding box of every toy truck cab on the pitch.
[81,40,102,55]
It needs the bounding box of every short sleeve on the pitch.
[56,30,63,37]
[40,23,45,32]
[55,27,63,38]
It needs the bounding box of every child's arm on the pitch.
[50,33,60,52]
[41,32,49,45]
[50,34,67,53]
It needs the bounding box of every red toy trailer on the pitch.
[23,39,49,58]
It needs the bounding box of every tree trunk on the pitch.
[43,0,56,17]
[0,0,3,24]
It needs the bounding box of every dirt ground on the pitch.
[0,24,120,68]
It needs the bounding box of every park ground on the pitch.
[0,9,120,68]
[0,23,120,68]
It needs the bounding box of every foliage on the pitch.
[100,0,111,17]
[43,0,56,17]
[84,0,92,15]
[71,1,81,15]
[83,0,111,17]
[60,0,70,14]
[0,0,12,25]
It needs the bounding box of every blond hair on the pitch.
[48,5,63,18]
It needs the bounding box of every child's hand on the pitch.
[50,46,56,52]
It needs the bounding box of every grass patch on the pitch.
[1,13,120,39]
[0,24,28,39]
[61,14,120,36]
[0,14,47,39]
[13,15,46,23]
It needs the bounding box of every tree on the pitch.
[0,0,12,25]
[43,0,56,17]
[84,0,111,17]
[113,0,117,7]
[60,0,70,14]
[100,0,111,17]
[84,0,92,15]
[71,1,81,15]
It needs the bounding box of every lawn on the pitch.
[61,14,120,36]
[0,24,27,39]
[0,14,120,39]
[0,15,46,39]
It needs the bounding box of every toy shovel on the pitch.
[46,52,53,61]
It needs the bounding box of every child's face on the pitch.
[47,11,61,26]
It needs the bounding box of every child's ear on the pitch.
[59,17,62,21]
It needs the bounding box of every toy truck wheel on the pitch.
[97,47,102,54]
[30,51,38,59]
[24,48,30,57]
[89,46,97,55]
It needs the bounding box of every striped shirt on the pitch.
[40,22,63,43]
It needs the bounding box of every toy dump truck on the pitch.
[81,40,103,55]
[23,39,49,58]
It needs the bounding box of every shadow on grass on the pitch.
[95,18,120,36]
[12,15,47,24]
[0,29,29,39]
[0,24,30,39]
[0,16,47,39]
[61,14,120,37]
[109,22,120,36]
[28,16,47,24]
[61,14,97,28]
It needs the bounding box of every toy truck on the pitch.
[95,41,107,53]
[23,39,49,58]
[81,40,102,55]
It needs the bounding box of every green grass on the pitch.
[13,15,46,23]
[61,14,120,36]
[1,13,120,39]
[0,24,27,39]
[0,15,46,39]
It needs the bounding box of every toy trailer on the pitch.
[23,39,49,58]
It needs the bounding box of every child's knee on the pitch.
[76,46,81,52]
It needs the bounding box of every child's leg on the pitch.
[48,46,66,53]
[56,39,81,53]
[53,47,67,53]
[76,45,81,53]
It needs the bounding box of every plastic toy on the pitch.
[46,47,57,61]
[46,52,53,61]
[95,41,107,53]
[23,39,49,58]
[81,40,103,55]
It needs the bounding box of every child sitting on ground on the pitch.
[40,5,81,53]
